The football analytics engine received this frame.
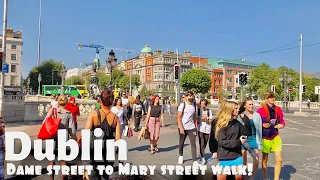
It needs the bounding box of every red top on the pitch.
[65,97,80,124]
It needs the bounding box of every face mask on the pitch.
[188,98,193,102]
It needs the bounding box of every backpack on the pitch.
[177,102,197,119]
[198,108,210,119]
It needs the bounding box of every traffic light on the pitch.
[174,64,179,80]
[239,73,248,85]
[302,85,306,93]
[271,85,276,93]
[0,52,2,72]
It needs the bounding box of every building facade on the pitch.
[0,28,23,94]
[65,68,85,79]
[118,45,208,93]
[208,58,260,98]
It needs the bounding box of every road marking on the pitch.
[286,119,303,125]
[282,144,301,146]
[286,127,300,130]
[307,156,320,161]
[303,134,320,138]
[313,131,320,134]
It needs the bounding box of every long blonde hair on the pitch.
[215,101,238,139]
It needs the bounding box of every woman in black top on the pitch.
[145,95,165,154]
[214,100,251,180]
[78,89,121,180]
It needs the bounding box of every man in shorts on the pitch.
[257,92,286,180]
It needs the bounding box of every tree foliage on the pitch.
[24,59,63,91]
[180,69,211,94]
[118,75,130,89]
[248,63,320,101]
[131,74,141,88]
[65,76,84,85]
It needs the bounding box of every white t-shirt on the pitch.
[121,98,129,106]
[51,100,58,108]
[178,102,197,130]
[111,106,125,125]
[198,108,213,134]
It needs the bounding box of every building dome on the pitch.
[141,45,152,53]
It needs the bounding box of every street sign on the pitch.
[2,63,9,73]
[315,86,320,95]
[288,88,292,92]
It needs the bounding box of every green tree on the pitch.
[303,76,320,101]
[217,86,228,100]
[180,69,211,94]
[248,63,276,99]
[131,74,141,87]
[118,75,130,89]
[111,70,125,87]
[24,59,63,92]
[65,76,84,85]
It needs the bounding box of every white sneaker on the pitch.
[193,161,199,167]
[178,156,183,164]
[201,158,206,165]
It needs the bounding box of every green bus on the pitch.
[42,85,85,97]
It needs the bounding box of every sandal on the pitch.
[150,149,155,154]
[154,147,159,152]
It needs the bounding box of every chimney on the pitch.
[184,51,191,57]
[155,49,162,55]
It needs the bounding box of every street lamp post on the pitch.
[60,63,67,95]
[279,71,292,113]
[27,77,30,95]
[37,73,42,95]
[106,50,117,90]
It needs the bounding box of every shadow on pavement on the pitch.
[128,144,189,153]
[255,165,296,180]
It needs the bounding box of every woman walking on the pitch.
[65,96,80,131]
[238,97,262,180]
[78,89,121,180]
[215,100,251,180]
[46,95,77,180]
[145,96,165,154]
[111,97,129,135]
[197,99,213,165]
[132,95,144,132]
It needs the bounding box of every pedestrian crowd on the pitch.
[0,89,285,180]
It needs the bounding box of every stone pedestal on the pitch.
[89,71,100,100]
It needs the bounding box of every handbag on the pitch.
[38,108,61,140]
[144,127,150,139]
[129,128,133,137]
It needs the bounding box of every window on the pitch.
[11,65,16,72]
[227,70,233,74]
[11,44,17,49]
[227,86,232,91]
[0,44,2,48]
[10,76,17,86]
[11,54,17,60]
[154,73,157,80]
[227,78,232,83]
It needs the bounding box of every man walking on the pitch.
[176,91,198,165]
[257,92,286,180]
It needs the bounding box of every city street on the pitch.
[4,107,320,180]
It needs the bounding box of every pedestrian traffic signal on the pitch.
[0,52,2,72]
[303,85,306,93]
[271,85,276,93]
[174,64,179,80]
[239,73,248,85]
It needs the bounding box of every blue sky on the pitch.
[2,0,320,77]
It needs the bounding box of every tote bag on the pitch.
[38,108,61,140]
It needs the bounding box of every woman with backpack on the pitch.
[78,89,121,180]
[197,99,213,165]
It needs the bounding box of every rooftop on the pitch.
[141,45,152,53]
[208,57,260,68]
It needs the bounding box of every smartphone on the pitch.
[270,119,277,126]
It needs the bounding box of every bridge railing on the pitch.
[4,95,25,102]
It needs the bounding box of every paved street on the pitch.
[4,106,320,180]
